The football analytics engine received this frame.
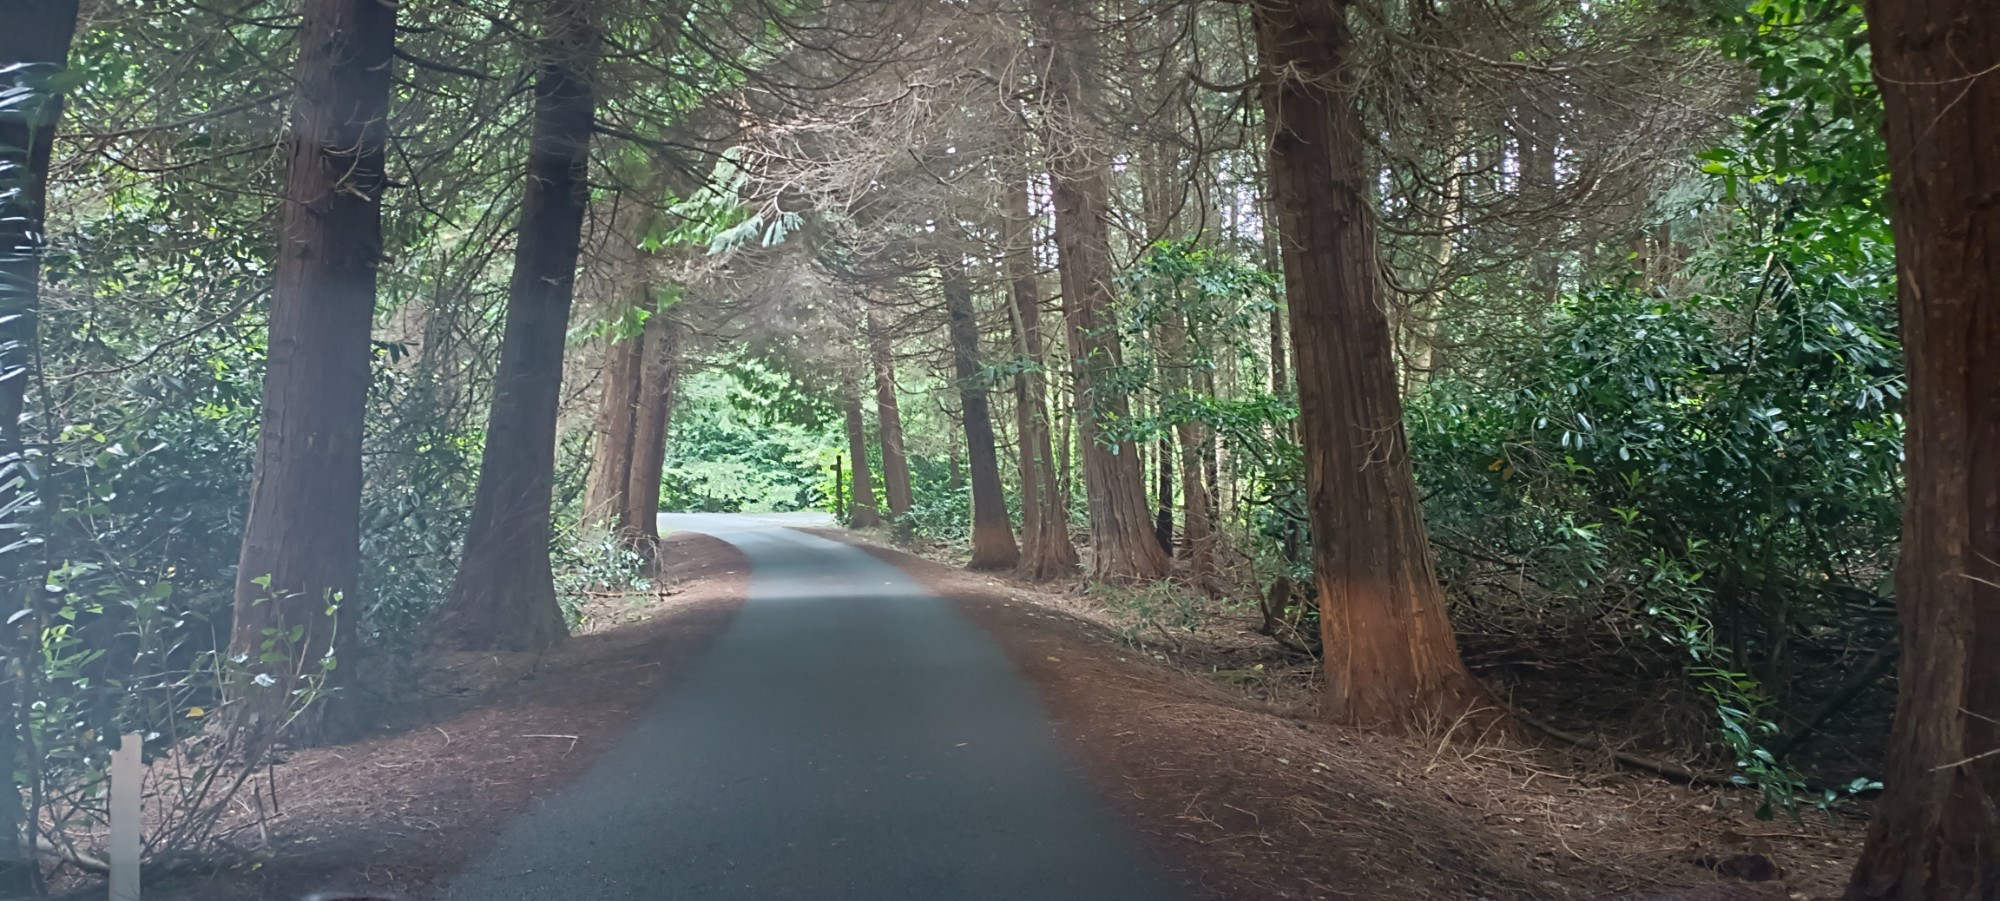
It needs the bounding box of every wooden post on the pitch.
[109,732,142,901]
[833,457,845,519]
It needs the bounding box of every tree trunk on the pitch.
[1163,312,1217,587]
[832,455,845,519]
[582,295,647,531]
[868,308,915,519]
[1260,165,1290,401]
[1269,308,1288,396]
[842,378,883,528]
[1029,0,1170,582]
[1154,437,1174,555]
[1003,169,1079,580]
[0,2,80,886]
[229,0,393,743]
[1847,4,2000,898]
[1252,0,1473,726]
[622,312,682,557]
[433,6,595,652]
[942,258,1020,571]
[1405,108,1466,386]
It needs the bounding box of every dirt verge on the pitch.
[806,527,1863,901]
[107,532,748,901]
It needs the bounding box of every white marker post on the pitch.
[108,732,142,901]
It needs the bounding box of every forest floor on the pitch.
[50,524,1872,901]
[809,527,1870,901]
[88,532,751,901]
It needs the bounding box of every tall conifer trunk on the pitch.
[1004,172,1079,580]
[1163,312,1216,587]
[0,2,80,885]
[583,260,649,531]
[622,311,681,556]
[942,258,1020,571]
[1252,0,1472,725]
[1029,0,1169,582]
[868,308,915,519]
[584,326,644,527]
[435,3,596,651]
[1847,2,1999,897]
[842,378,883,529]
[229,0,394,742]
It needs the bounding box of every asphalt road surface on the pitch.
[437,513,1183,901]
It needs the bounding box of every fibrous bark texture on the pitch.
[942,258,1020,571]
[868,307,915,519]
[582,201,653,532]
[1253,0,1472,726]
[842,378,883,529]
[435,5,596,652]
[622,311,682,558]
[1163,312,1217,588]
[1846,3,1999,898]
[229,0,393,741]
[1003,172,1079,580]
[1029,0,1169,582]
[583,293,647,531]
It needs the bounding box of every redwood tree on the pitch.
[841,377,883,529]
[434,4,597,651]
[868,307,915,520]
[1029,0,1169,582]
[1252,0,1472,725]
[622,310,683,556]
[1846,2,1999,897]
[583,286,648,531]
[942,258,1020,571]
[1002,170,1078,580]
[229,0,395,739]
[0,1,80,886]
[1163,311,1216,588]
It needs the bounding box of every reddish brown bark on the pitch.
[1252,0,1473,726]
[842,378,883,529]
[943,258,1021,571]
[229,0,394,741]
[434,5,596,652]
[622,311,682,555]
[1163,313,1217,587]
[1029,0,1170,582]
[1004,173,1080,580]
[0,2,80,887]
[868,308,915,519]
[583,300,646,530]
[1846,3,2000,898]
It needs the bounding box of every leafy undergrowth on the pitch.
[819,526,1868,901]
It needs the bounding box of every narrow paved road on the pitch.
[438,514,1182,901]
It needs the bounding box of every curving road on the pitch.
[436,513,1183,901]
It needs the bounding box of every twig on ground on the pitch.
[522,734,582,756]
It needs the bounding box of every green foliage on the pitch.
[1400,0,1897,810]
[650,147,804,256]
[1412,264,1899,806]
[1111,239,1280,429]
[1700,0,1883,216]
[662,367,838,513]
[550,527,652,630]
[898,455,971,542]
[1115,240,1308,578]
